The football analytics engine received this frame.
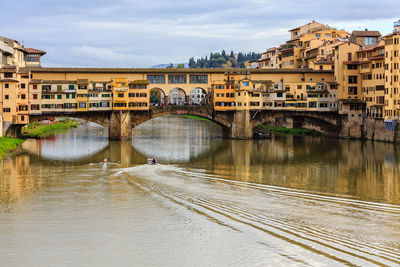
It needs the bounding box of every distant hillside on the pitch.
[188,50,261,68]
[151,63,189,68]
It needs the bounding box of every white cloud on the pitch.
[1,0,399,67]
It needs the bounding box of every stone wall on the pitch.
[364,118,396,142]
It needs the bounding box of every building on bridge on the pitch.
[212,71,338,113]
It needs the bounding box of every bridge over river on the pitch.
[6,105,349,140]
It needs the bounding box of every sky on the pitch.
[1,0,399,68]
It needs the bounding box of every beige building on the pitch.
[383,24,400,119]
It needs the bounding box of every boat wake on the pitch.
[118,164,400,266]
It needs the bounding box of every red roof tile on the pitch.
[25,48,46,55]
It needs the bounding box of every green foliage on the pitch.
[268,126,323,137]
[0,137,24,160]
[22,119,79,138]
[178,115,210,121]
[188,50,261,69]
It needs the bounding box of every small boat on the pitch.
[147,158,157,165]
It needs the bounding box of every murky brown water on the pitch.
[1,116,400,266]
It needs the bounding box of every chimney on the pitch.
[395,20,400,32]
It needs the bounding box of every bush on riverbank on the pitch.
[22,119,79,138]
[178,115,210,121]
[0,137,24,160]
[268,126,322,137]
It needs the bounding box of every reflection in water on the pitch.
[23,123,109,161]
[132,116,223,162]
[0,116,400,266]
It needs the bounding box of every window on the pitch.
[348,76,358,84]
[118,93,124,98]
[348,53,352,61]
[57,85,62,91]
[4,72,13,78]
[79,102,86,108]
[21,83,26,89]
[42,85,51,91]
[168,75,187,84]
[21,94,26,99]
[347,64,357,70]
[5,95,9,100]
[69,85,74,90]
[25,53,40,62]
[33,94,38,99]
[57,95,62,99]
[3,108,10,112]
[5,83,9,89]
[189,75,208,84]
[33,84,37,89]
[113,103,127,107]
[30,104,40,110]
[365,37,378,46]
[147,75,166,84]
[348,87,358,95]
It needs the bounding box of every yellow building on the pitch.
[0,66,19,123]
[212,73,237,111]
[76,79,89,112]
[111,78,129,110]
[356,44,385,118]
[383,27,400,119]
[128,80,150,111]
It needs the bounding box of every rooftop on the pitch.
[25,48,46,55]
[351,30,381,37]
[24,67,334,74]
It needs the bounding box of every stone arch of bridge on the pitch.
[150,87,166,106]
[130,107,232,137]
[188,87,208,105]
[252,111,341,135]
[28,112,112,130]
[168,87,187,105]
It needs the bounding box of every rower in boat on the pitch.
[147,158,157,165]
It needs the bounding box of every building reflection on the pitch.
[1,120,400,209]
[189,136,400,204]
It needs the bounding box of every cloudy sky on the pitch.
[2,0,399,67]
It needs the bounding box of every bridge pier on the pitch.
[229,110,252,139]
[109,111,133,140]
[6,124,23,138]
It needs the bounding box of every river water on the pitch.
[1,116,400,266]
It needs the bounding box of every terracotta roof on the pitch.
[25,67,334,74]
[41,80,77,84]
[25,48,46,55]
[356,45,384,53]
[29,79,43,84]
[351,31,381,37]
[314,60,334,64]
[382,31,400,38]
[368,55,384,61]
[343,61,361,65]
[0,78,19,82]
[339,98,364,104]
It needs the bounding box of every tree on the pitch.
[229,57,237,68]
[177,63,185,68]
[189,57,196,68]
[221,50,226,58]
